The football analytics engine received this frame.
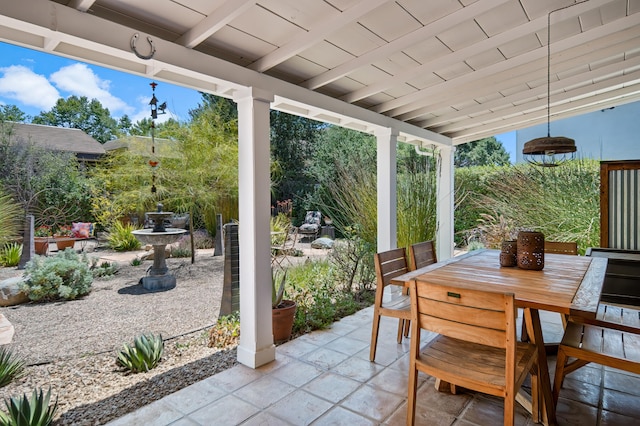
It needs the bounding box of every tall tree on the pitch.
[0,104,27,122]
[32,96,118,143]
[269,111,323,204]
[454,137,510,168]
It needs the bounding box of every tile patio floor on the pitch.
[107,307,640,425]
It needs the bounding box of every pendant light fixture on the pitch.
[522,5,578,167]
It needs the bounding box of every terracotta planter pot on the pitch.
[54,237,76,251]
[272,300,296,343]
[34,237,49,255]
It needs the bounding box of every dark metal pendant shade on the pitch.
[522,4,582,168]
[523,136,576,167]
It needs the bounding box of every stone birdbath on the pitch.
[132,204,186,291]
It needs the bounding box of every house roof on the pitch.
[0,1,638,147]
[104,136,180,158]
[1,121,106,160]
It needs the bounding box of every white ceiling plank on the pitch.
[67,0,96,12]
[175,0,256,48]
[374,10,640,117]
[248,0,388,72]
[416,34,640,127]
[432,68,640,134]
[341,0,608,103]
[449,85,640,143]
[0,0,449,146]
[302,0,511,90]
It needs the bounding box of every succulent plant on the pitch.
[0,348,25,388]
[0,388,58,426]
[116,334,164,373]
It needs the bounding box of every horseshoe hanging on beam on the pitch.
[130,33,156,60]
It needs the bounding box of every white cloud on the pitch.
[49,63,132,115]
[0,65,59,111]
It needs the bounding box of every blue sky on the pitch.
[0,42,203,124]
[0,42,517,162]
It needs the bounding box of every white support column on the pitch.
[233,87,275,368]
[376,128,399,252]
[436,145,455,261]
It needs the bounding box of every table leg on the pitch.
[524,308,557,426]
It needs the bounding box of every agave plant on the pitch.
[116,334,164,373]
[0,388,58,426]
[0,348,25,388]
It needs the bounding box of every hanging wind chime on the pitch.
[148,82,167,193]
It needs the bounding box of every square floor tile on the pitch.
[270,359,324,387]
[340,384,404,422]
[324,335,370,356]
[233,375,296,409]
[555,397,598,426]
[458,393,528,426]
[105,400,183,426]
[303,372,362,403]
[604,369,640,396]
[266,389,333,425]
[303,347,350,370]
[188,395,259,425]
[602,388,640,418]
[312,406,377,425]
[163,378,227,415]
[331,356,385,382]
[206,364,263,393]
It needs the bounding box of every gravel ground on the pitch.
[0,247,238,425]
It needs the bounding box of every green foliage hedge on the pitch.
[455,159,600,253]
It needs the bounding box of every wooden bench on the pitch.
[553,304,640,406]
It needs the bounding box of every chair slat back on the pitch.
[374,248,409,288]
[410,281,515,349]
[544,241,578,255]
[409,240,437,271]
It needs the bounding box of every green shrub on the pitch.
[286,260,373,335]
[0,388,58,426]
[169,245,191,258]
[130,257,142,266]
[89,259,118,278]
[0,243,22,267]
[0,348,25,388]
[208,313,240,349]
[116,334,164,373]
[105,221,141,252]
[21,250,93,302]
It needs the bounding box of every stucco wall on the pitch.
[516,101,640,163]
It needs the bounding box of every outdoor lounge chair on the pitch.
[298,211,321,240]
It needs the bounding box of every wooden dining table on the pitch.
[391,249,608,426]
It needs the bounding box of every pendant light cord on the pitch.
[546,1,590,138]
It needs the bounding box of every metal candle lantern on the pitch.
[516,231,545,270]
[500,240,518,267]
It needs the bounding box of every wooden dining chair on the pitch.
[521,240,578,342]
[553,313,640,407]
[370,247,411,362]
[407,281,539,426]
[409,240,437,271]
[544,241,578,255]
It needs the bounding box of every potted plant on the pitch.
[33,225,51,255]
[272,268,296,343]
[53,225,76,251]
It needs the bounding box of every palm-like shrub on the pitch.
[0,191,22,247]
[0,243,22,267]
[0,348,25,388]
[21,250,93,301]
[116,334,164,373]
[105,221,141,252]
[0,388,58,426]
